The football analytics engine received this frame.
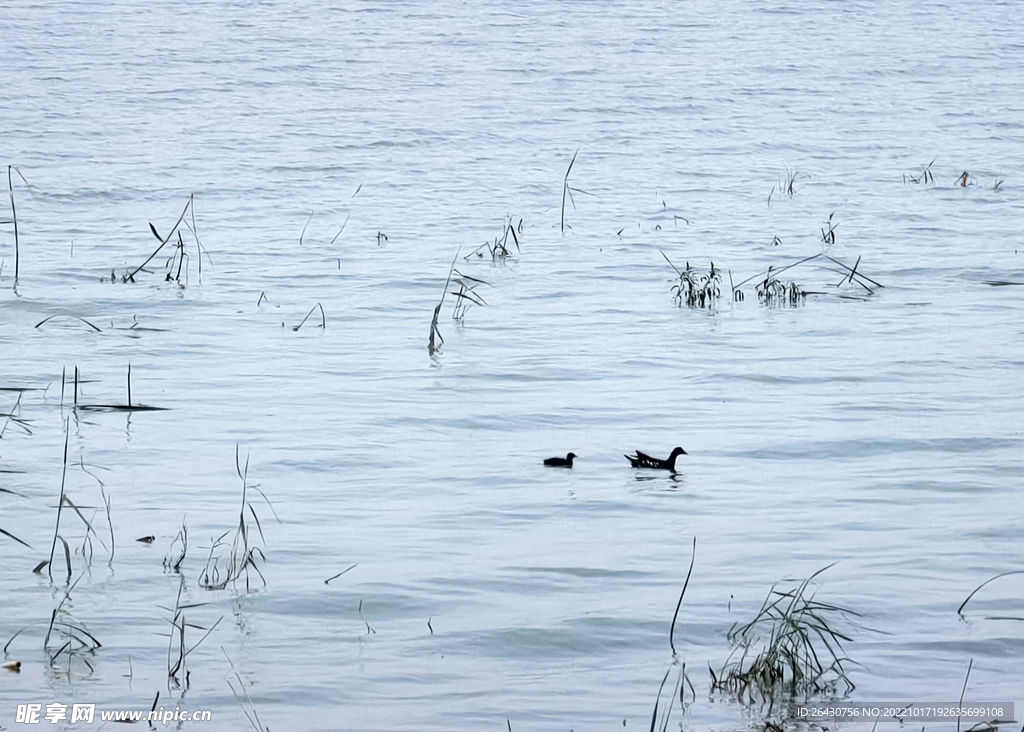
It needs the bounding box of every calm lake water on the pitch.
[2,1,1023,730]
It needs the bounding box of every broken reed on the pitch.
[225,649,270,732]
[904,159,936,185]
[729,252,883,306]
[44,577,102,674]
[56,363,167,412]
[957,570,1024,618]
[164,521,188,572]
[462,216,523,262]
[561,150,578,234]
[428,250,459,355]
[292,303,326,331]
[119,194,205,284]
[166,575,222,691]
[450,270,488,321]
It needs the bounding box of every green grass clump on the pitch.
[712,565,859,702]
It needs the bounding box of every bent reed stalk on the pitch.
[122,195,195,283]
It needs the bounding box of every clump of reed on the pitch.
[732,252,883,306]
[756,268,806,306]
[117,194,205,284]
[661,251,721,309]
[198,447,272,592]
[12,421,109,675]
[768,168,802,206]
[711,566,859,702]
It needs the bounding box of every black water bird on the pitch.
[625,447,687,471]
[544,452,577,468]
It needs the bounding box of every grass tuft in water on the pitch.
[768,167,802,206]
[711,565,859,702]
